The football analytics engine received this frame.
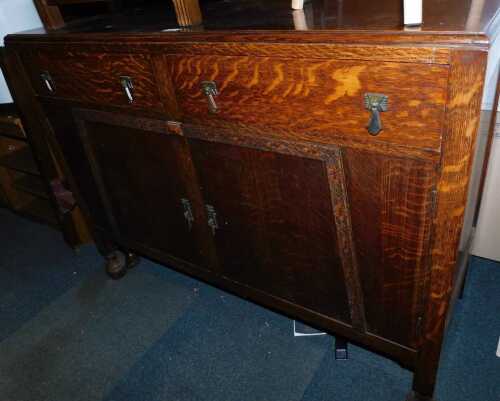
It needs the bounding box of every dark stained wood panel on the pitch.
[24,51,164,111]
[43,103,111,231]
[78,119,208,268]
[343,148,437,348]
[189,137,352,324]
[169,55,449,151]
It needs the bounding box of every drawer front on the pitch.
[169,55,449,151]
[24,51,163,111]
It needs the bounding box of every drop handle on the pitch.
[206,204,219,235]
[181,198,194,231]
[364,93,388,136]
[200,81,219,114]
[120,76,134,103]
[40,71,55,93]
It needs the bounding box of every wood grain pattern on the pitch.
[188,136,353,324]
[326,151,367,332]
[343,149,437,348]
[162,43,451,64]
[24,51,163,111]
[5,18,495,400]
[184,120,441,162]
[169,55,449,151]
[73,109,217,270]
[183,124,365,328]
[413,50,487,398]
[10,41,455,65]
[6,31,490,49]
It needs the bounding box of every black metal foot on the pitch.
[405,391,436,401]
[105,250,127,280]
[334,336,348,360]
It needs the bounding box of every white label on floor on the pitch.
[497,337,500,357]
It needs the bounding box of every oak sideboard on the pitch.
[4,1,500,400]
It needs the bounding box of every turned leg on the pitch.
[92,232,141,279]
[105,250,128,279]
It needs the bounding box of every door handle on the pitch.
[200,81,219,114]
[181,198,194,231]
[40,71,55,93]
[120,76,134,103]
[205,204,219,235]
[364,93,388,135]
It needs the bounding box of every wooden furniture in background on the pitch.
[0,103,58,226]
[172,0,202,26]
[34,0,113,29]
[4,1,500,399]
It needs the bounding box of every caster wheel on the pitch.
[105,250,127,280]
[126,252,140,269]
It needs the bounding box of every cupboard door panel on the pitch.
[189,138,352,324]
[75,111,207,268]
[343,148,437,348]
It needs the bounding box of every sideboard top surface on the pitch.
[5,0,500,46]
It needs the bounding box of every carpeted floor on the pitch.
[0,208,499,401]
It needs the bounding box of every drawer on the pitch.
[169,55,449,151]
[24,51,164,112]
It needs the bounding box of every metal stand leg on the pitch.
[335,336,348,360]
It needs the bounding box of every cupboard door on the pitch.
[73,110,208,268]
[187,132,354,325]
[343,148,437,348]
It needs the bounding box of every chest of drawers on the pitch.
[4,2,499,399]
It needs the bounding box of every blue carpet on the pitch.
[0,208,499,401]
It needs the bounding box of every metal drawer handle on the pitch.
[201,81,219,114]
[206,204,219,235]
[120,76,134,103]
[364,93,388,136]
[181,198,194,231]
[40,71,55,93]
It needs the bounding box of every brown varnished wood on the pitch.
[42,101,112,232]
[7,32,489,50]
[3,5,497,399]
[161,42,452,65]
[150,54,182,120]
[9,41,455,65]
[23,51,164,112]
[183,124,367,329]
[169,54,449,151]
[184,120,441,162]
[343,148,438,348]
[73,109,216,270]
[413,50,487,398]
[1,47,91,246]
[117,234,417,368]
[325,151,367,332]
[187,134,354,325]
[33,0,65,30]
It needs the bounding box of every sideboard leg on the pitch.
[105,250,127,280]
